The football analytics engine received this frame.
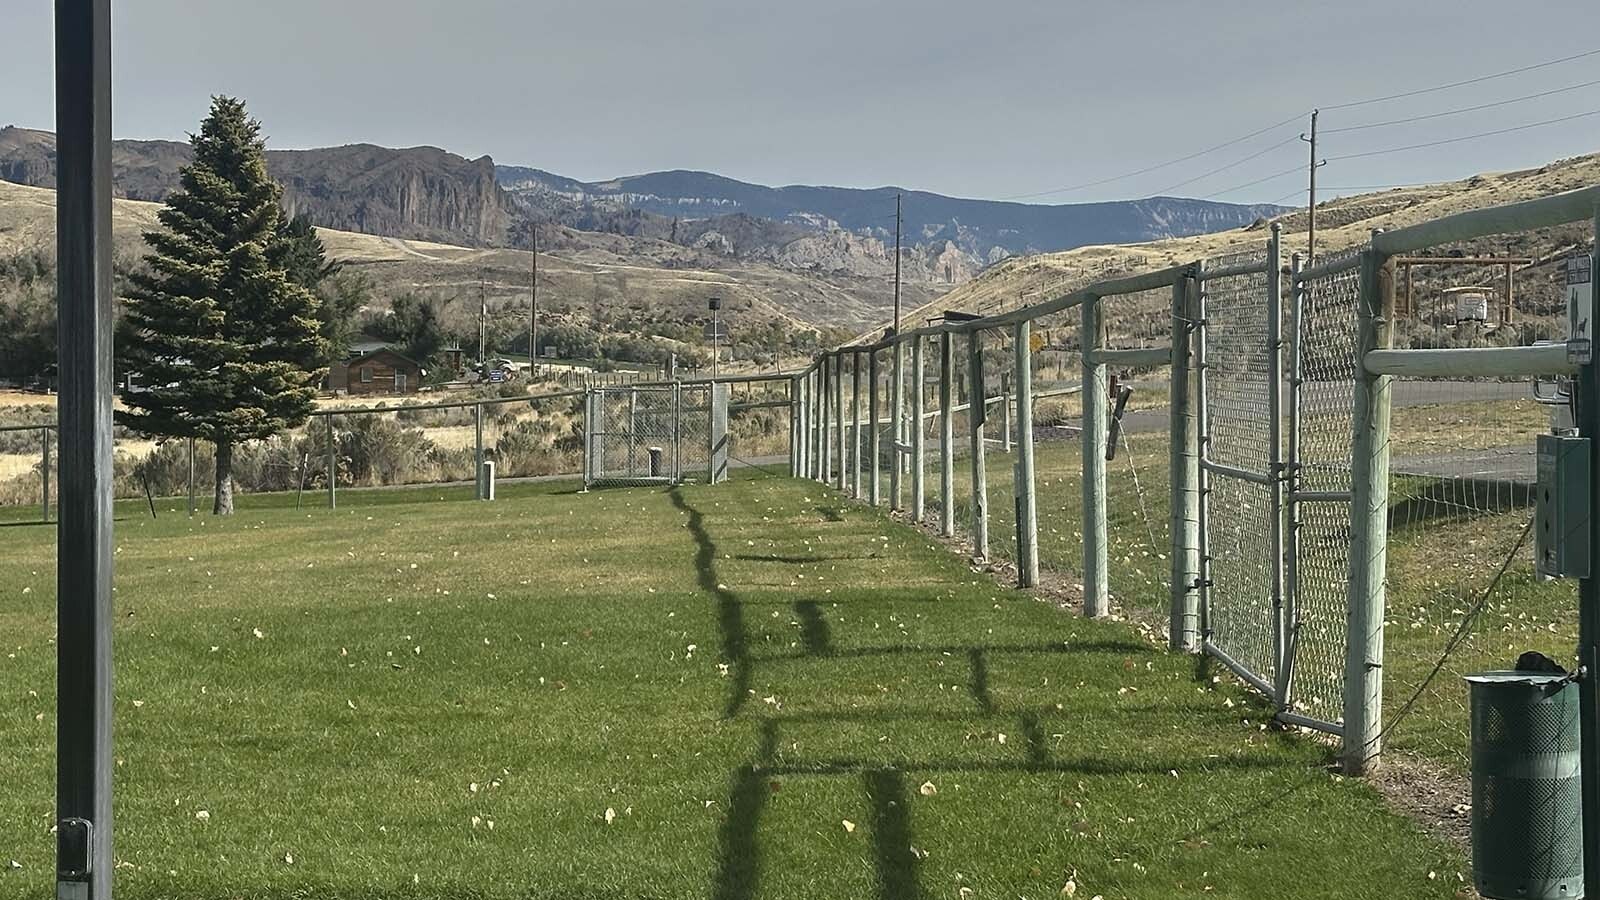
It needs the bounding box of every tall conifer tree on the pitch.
[120,96,327,514]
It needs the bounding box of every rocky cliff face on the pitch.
[0,127,510,245]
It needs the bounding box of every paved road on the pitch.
[1390,446,1534,483]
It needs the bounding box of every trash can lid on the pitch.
[1464,670,1573,686]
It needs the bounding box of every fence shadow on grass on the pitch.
[670,485,752,719]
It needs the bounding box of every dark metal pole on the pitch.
[55,0,116,895]
[1579,205,1600,899]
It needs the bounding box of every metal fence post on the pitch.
[813,366,825,482]
[912,337,926,521]
[1169,272,1200,651]
[326,415,337,509]
[1342,243,1394,775]
[41,427,51,523]
[968,332,989,560]
[819,352,832,480]
[1001,377,1013,454]
[834,353,846,491]
[869,349,882,506]
[1013,319,1039,588]
[939,331,955,537]
[789,376,800,477]
[891,337,904,510]
[186,435,196,518]
[673,382,683,483]
[851,351,863,499]
[474,402,486,500]
[54,0,116,888]
[1195,272,1212,644]
[1266,224,1288,703]
[1282,253,1306,703]
[1082,296,1108,615]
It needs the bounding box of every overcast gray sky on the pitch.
[5,0,1599,204]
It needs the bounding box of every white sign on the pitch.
[1567,253,1592,342]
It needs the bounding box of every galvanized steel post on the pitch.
[967,333,989,559]
[1013,319,1039,588]
[891,337,904,510]
[851,350,863,499]
[1342,242,1394,775]
[869,349,882,506]
[1169,272,1200,651]
[326,415,337,509]
[1266,224,1288,703]
[42,427,52,522]
[912,337,926,521]
[834,353,846,491]
[939,331,955,537]
[1082,296,1109,615]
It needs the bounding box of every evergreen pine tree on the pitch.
[119,96,327,514]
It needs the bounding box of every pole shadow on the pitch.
[865,767,925,900]
[670,486,751,718]
[795,600,832,655]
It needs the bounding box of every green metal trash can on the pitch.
[1467,671,1582,900]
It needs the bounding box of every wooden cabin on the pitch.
[329,349,424,396]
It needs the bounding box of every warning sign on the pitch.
[1567,253,1592,342]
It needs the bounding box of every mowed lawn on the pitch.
[0,472,1463,899]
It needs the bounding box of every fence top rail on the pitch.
[1372,183,1600,257]
[310,388,588,419]
[0,423,52,433]
[1293,252,1364,284]
[1198,258,1270,281]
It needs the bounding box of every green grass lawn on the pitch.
[1,472,1463,898]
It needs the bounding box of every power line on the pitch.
[1322,47,1600,111]
[1148,134,1303,196]
[997,112,1304,201]
[1326,106,1600,161]
[1201,163,1307,201]
[1324,76,1600,133]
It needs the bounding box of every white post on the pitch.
[1082,296,1109,616]
[1013,319,1039,587]
[1001,378,1013,454]
[939,331,955,537]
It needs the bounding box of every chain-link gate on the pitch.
[583,384,728,489]
[1197,248,1287,703]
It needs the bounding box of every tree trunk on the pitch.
[213,439,235,515]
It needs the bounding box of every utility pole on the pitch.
[477,271,488,364]
[537,227,544,377]
[1300,109,1327,267]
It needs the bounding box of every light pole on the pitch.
[709,296,723,379]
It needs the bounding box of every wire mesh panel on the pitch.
[584,385,712,488]
[1286,249,1362,727]
[1095,289,1171,615]
[1199,253,1280,693]
[1375,237,1588,770]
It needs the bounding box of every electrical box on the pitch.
[1535,433,1590,579]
